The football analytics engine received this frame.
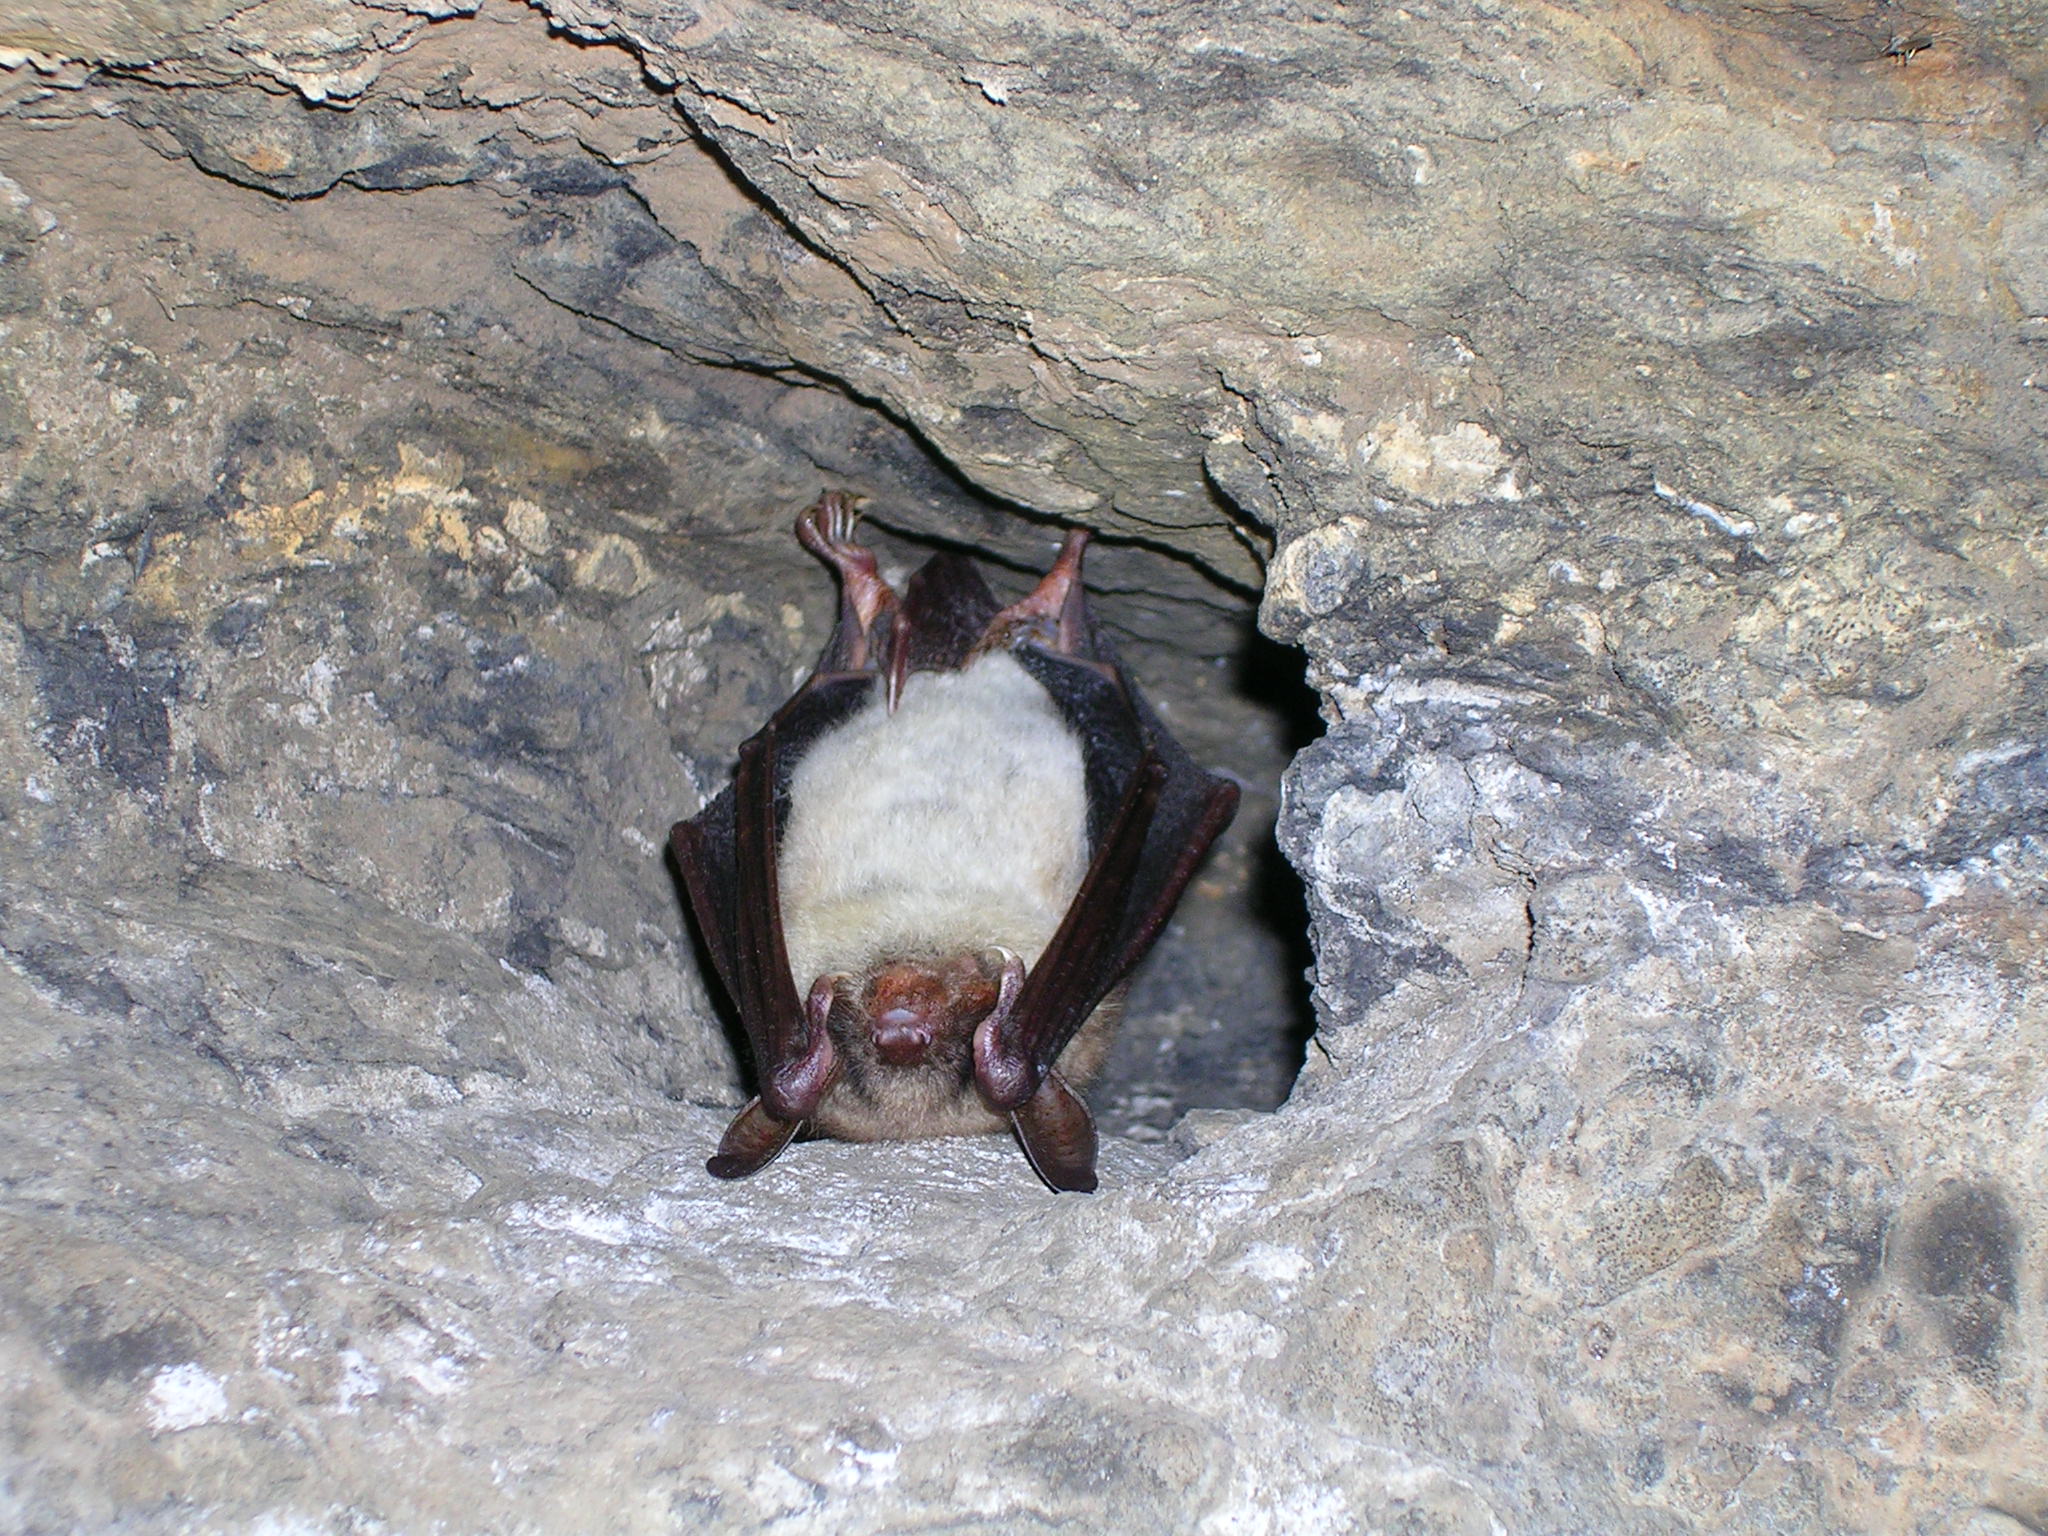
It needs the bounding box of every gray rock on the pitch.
[2,0,2044,1530]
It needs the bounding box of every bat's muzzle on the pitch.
[871,1009,936,1066]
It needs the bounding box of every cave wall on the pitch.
[2,0,2045,1531]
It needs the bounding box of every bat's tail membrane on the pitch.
[899,552,1002,672]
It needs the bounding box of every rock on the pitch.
[2,0,2043,1529]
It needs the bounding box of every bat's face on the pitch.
[854,955,1001,1067]
[808,952,1016,1140]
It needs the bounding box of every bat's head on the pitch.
[803,948,1027,1139]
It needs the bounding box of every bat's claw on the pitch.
[795,489,865,558]
[796,491,900,669]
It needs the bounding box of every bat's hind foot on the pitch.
[980,528,1092,657]
[796,490,864,557]
[796,491,884,587]
[797,491,900,668]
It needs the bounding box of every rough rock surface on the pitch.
[2,0,2045,1531]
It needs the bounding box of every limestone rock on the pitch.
[2,0,2044,1530]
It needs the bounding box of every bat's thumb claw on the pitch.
[763,1026,838,1122]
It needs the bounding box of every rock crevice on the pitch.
[1,0,2043,1529]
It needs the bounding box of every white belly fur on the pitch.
[777,650,1091,995]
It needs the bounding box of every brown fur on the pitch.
[812,984,1125,1142]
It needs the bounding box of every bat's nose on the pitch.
[871,1009,934,1065]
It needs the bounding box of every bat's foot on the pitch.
[796,491,900,670]
[796,489,863,555]
[796,491,883,589]
[979,527,1091,657]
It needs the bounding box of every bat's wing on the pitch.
[672,671,873,1176]
[978,631,1240,1193]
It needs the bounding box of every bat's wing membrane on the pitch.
[671,673,874,1175]
[899,553,1002,672]
[988,646,1240,1190]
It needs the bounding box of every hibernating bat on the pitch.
[670,492,1239,1192]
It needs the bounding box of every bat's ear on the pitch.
[761,978,841,1121]
[1011,1073,1099,1193]
[969,950,1032,1109]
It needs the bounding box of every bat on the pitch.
[669,492,1239,1192]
